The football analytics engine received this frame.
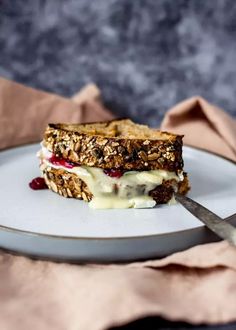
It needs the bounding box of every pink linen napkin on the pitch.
[0,78,236,330]
[161,96,236,162]
[0,77,114,150]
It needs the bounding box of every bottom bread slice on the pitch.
[42,166,190,206]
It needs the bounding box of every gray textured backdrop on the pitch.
[0,0,236,125]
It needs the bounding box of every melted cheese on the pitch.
[38,147,183,209]
[89,196,156,209]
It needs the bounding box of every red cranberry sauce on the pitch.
[48,154,79,169]
[103,169,124,178]
[48,152,125,179]
[29,177,48,190]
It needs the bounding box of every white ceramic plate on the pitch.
[0,144,236,262]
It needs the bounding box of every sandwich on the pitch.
[37,119,190,209]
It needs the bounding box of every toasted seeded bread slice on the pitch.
[42,166,190,204]
[43,119,183,171]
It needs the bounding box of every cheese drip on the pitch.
[38,147,183,209]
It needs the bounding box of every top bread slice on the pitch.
[43,119,184,171]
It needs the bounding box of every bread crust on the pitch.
[43,119,184,171]
[42,166,189,205]
[149,174,190,203]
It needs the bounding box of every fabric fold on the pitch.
[0,77,114,150]
[161,96,236,161]
[129,241,236,271]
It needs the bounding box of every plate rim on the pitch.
[0,143,235,241]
